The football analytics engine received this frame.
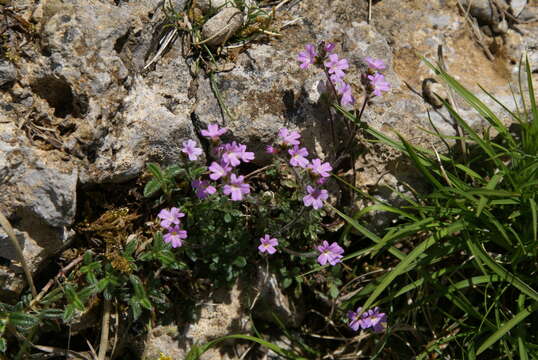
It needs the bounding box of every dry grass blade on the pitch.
[0,211,37,297]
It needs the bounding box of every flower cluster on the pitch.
[363,57,390,97]
[348,306,387,333]
[297,42,391,107]
[267,127,332,210]
[157,207,187,248]
[186,123,254,201]
[298,42,355,108]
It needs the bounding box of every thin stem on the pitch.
[356,94,370,123]
[0,211,37,297]
[97,298,112,360]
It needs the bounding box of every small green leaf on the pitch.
[329,283,339,299]
[233,257,247,268]
[0,338,6,352]
[10,312,38,330]
[146,162,164,180]
[144,178,161,197]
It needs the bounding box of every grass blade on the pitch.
[476,301,538,355]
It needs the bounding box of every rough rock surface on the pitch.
[142,281,249,360]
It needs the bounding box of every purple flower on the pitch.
[308,158,332,178]
[360,307,387,333]
[368,73,390,97]
[208,161,231,180]
[192,180,216,199]
[278,128,301,146]
[223,174,250,201]
[181,139,203,161]
[364,57,386,71]
[258,234,278,254]
[316,240,344,266]
[201,123,228,141]
[266,145,278,154]
[278,128,301,147]
[297,44,317,69]
[339,82,355,107]
[324,54,349,80]
[236,143,255,163]
[157,207,185,229]
[324,42,336,54]
[303,185,329,210]
[288,146,309,168]
[163,225,187,248]
[221,142,243,167]
[347,308,363,331]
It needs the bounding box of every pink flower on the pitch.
[201,123,228,141]
[192,180,216,199]
[163,225,187,248]
[297,44,317,69]
[208,161,231,180]
[258,234,278,254]
[288,146,309,168]
[308,158,332,178]
[324,54,349,80]
[157,207,185,229]
[368,73,390,97]
[364,57,386,71]
[278,128,301,147]
[221,142,254,167]
[221,142,242,167]
[303,185,328,209]
[181,139,203,161]
[316,240,344,266]
[266,145,278,154]
[223,174,250,201]
[324,42,336,54]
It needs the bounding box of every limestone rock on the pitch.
[202,7,243,47]
[253,266,304,327]
[0,61,16,87]
[142,281,249,360]
[196,0,232,13]
[0,122,77,300]
[510,0,527,16]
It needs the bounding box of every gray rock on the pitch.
[518,5,538,21]
[0,61,16,87]
[202,7,243,47]
[196,0,232,13]
[142,280,250,360]
[0,122,77,300]
[459,0,509,34]
[510,0,527,16]
[254,266,304,327]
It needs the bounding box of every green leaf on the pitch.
[65,284,85,311]
[361,220,466,311]
[144,178,161,197]
[477,301,538,355]
[0,338,6,352]
[10,312,38,330]
[233,256,247,268]
[329,205,406,261]
[530,198,537,244]
[466,240,538,301]
[146,162,164,181]
[62,304,76,322]
[39,308,64,320]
